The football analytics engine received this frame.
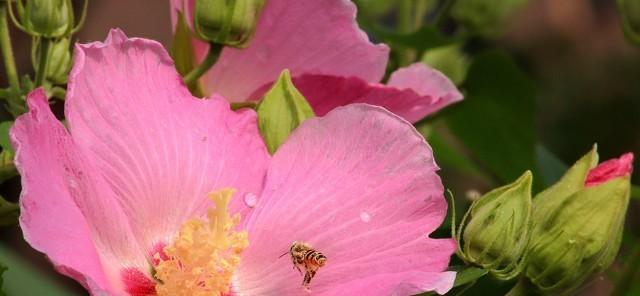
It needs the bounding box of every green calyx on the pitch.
[194,0,265,48]
[524,146,631,295]
[457,171,533,280]
[26,0,70,37]
[9,0,86,38]
[32,37,70,84]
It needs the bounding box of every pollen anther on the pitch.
[154,188,248,296]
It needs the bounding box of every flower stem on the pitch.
[398,0,413,33]
[35,38,51,86]
[0,2,20,90]
[397,0,414,66]
[414,0,430,29]
[183,43,222,86]
[230,101,257,110]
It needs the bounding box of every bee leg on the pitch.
[308,270,317,283]
[302,271,311,287]
[294,264,302,275]
[293,258,304,275]
[303,270,316,287]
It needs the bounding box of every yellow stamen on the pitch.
[155,188,248,296]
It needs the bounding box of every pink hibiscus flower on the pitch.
[11,29,456,295]
[170,0,463,123]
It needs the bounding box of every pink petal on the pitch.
[65,29,270,260]
[11,89,147,295]
[387,63,464,109]
[170,1,461,122]
[585,153,634,187]
[234,104,455,295]
[194,0,389,101]
[320,271,457,295]
[286,63,462,123]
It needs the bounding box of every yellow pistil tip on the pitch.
[155,188,249,296]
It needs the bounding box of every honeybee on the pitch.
[279,241,327,287]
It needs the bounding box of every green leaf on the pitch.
[452,266,489,287]
[0,122,13,154]
[353,0,397,18]
[171,11,203,97]
[365,24,455,53]
[445,50,539,189]
[535,145,568,187]
[0,244,81,295]
[430,133,482,176]
[419,121,489,182]
[256,70,315,154]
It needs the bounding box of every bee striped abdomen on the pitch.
[284,241,327,288]
[304,250,326,267]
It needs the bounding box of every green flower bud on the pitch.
[194,0,265,48]
[618,0,640,46]
[524,147,633,295]
[451,0,528,38]
[33,38,71,84]
[457,171,532,280]
[21,0,74,38]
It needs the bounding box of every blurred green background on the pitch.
[0,0,639,295]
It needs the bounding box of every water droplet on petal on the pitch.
[243,193,257,208]
[67,178,78,189]
[410,105,425,112]
[360,211,371,223]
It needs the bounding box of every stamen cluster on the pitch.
[154,189,248,296]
